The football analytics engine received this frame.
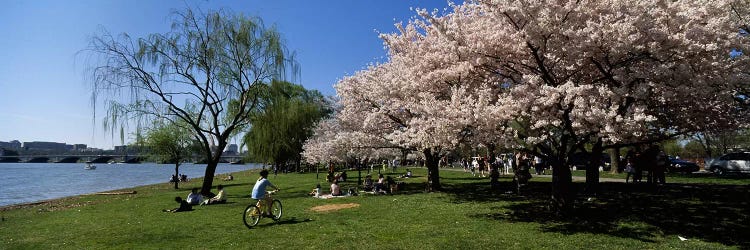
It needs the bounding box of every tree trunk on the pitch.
[609,147,620,174]
[200,142,224,195]
[424,148,441,191]
[551,159,574,216]
[201,161,218,195]
[294,157,302,173]
[704,135,714,158]
[174,163,180,189]
[401,149,409,167]
[585,139,603,195]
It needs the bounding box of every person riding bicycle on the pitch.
[251,169,279,217]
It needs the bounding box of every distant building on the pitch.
[0,140,21,150]
[224,144,239,155]
[22,141,72,152]
[83,147,102,152]
[115,145,147,154]
[73,144,87,151]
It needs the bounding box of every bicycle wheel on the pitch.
[243,205,261,228]
[271,199,282,221]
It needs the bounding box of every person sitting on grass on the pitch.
[331,179,342,196]
[251,169,279,217]
[223,174,234,181]
[186,188,203,205]
[309,183,322,197]
[375,174,386,193]
[363,174,374,192]
[202,185,227,205]
[163,196,192,212]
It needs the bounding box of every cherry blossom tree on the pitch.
[316,0,750,215]
[302,116,401,167]
[415,0,747,212]
[302,119,347,165]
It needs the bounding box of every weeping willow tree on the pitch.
[140,120,201,189]
[86,8,298,195]
[242,80,330,171]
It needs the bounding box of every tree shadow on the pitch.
[446,181,750,247]
[442,176,497,182]
[443,179,551,203]
[673,172,750,180]
[250,216,313,228]
[394,181,430,195]
[212,183,246,188]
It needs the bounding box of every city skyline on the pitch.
[1,138,241,152]
[0,0,454,149]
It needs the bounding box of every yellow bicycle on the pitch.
[243,190,282,228]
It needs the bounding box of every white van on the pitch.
[706,152,750,175]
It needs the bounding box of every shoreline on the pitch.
[0,181,154,212]
[0,168,255,211]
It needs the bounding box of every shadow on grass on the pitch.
[445,181,750,247]
[210,183,246,188]
[250,216,313,228]
[670,172,750,180]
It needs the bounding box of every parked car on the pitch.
[706,152,750,176]
[667,157,699,173]
[569,152,611,171]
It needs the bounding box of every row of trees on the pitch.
[659,129,750,160]
[87,9,328,195]
[302,0,750,215]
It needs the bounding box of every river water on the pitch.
[0,162,261,207]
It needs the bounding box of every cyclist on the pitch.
[251,169,278,217]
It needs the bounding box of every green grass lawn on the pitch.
[1,168,747,249]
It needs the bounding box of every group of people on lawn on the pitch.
[166,166,412,213]
[164,185,227,212]
[169,174,191,183]
[310,168,409,197]
[165,170,278,213]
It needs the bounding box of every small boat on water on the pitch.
[84,162,97,170]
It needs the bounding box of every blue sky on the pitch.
[0,0,453,149]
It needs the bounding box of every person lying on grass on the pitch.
[163,196,192,212]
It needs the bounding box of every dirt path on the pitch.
[310,203,360,212]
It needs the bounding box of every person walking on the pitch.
[534,156,544,175]
[471,158,479,177]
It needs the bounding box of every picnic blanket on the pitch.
[316,194,350,199]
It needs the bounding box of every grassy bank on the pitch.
[1,168,747,249]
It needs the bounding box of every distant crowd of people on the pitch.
[169,174,190,183]
[624,144,668,184]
